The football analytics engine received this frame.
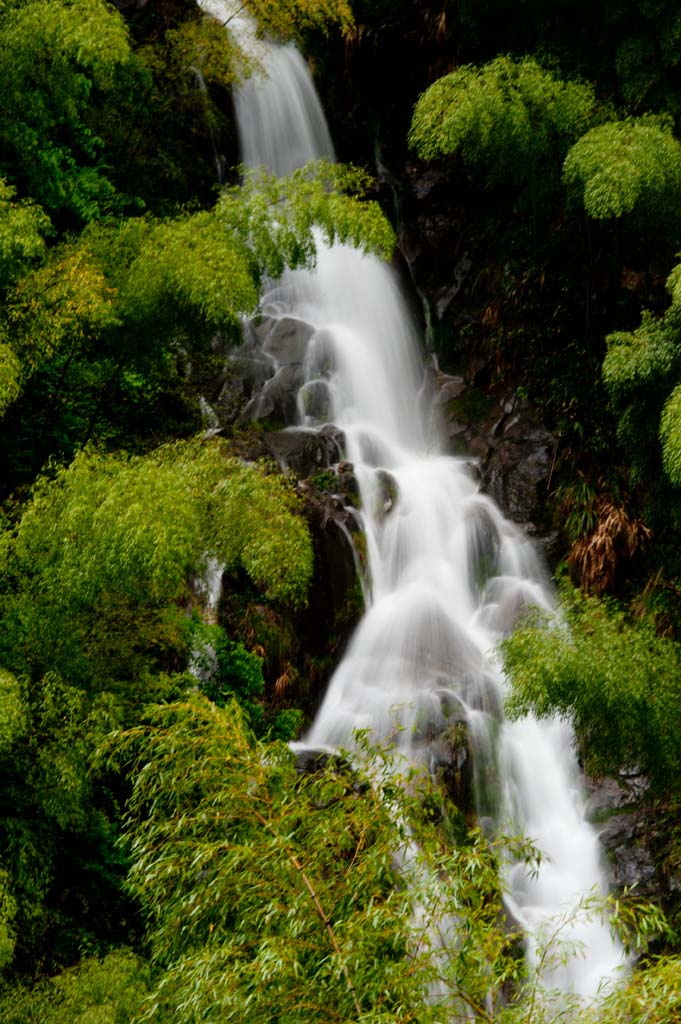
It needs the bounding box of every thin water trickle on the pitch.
[201,0,627,999]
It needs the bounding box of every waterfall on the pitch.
[200,0,626,1001]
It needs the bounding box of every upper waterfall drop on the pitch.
[201,0,627,1001]
[200,0,334,175]
[235,44,334,176]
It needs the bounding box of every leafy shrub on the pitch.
[0,439,313,691]
[563,117,681,224]
[410,56,596,185]
[503,586,681,790]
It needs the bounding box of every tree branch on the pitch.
[253,807,363,1018]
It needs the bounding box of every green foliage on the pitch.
[0,870,16,973]
[614,4,681,116]
[409,56,596,185]
[0,339,21,418]
[602,274,681,485]
[592,954,681,1024]
[0,439,313,691]
[116,696,538,1023]
[563,117,681,224]
[215,162,396,273]
[660,382,681,486]
[603,311,678,406]
[81,162,393,331]
[0,0,134,220]
[0,180,50,291]
[26,675,119,832]
[0,669,133,972]
[1,246,119,417]
[192,623,266,727]
[192,622,305,739]
[241,0,354,40]
[0,949,151,1024]
[160,16,254,91]
[554,475,599,543]
[503,586,681,789]
[0,671,25,757]
[114,695,674,1023]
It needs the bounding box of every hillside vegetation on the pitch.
[2,0,681,1019]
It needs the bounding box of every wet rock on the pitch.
[600,814,658,892]
[293,745,349,775]
[229,349,275,381]
[292,746,370,794]
[374,468,399,520]
[254,316,314,365]
[239,364,305,426]
[427,718,475,814]
[584,775,658,896]
[306,327,337,377]
[433,375,557,561]
[484,423,554,525]
[213,369,253,429]
[305,490,363,627]
[336,460,360,502]
[434,373,467,406]
[265,425,345,477]
[299,378,333,421]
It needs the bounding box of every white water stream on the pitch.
[201,0,626,1001]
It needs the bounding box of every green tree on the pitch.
[116,694,673,1024]
[209,0,353,43]
[1,246,120,420]
[563,116,681,227]
[0,438,313,693]
[0,180,50,292]
[409,56,596,187]
[116,695,531,1023]
[0,949,151,1024]
[0,432,315,972]
[0,669,131,973]
[502,586,681,790]
[602,268,681,487]
[0,0,134,221]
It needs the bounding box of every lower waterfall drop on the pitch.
[200,0,627,1001]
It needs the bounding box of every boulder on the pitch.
[298,378,333,421]
[239,364,305,426]
[304,489,363,626]
[265,425,345,477]
[254,315,314,365]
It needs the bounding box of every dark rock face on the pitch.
[584,774,671,900]
[427,719,475,815]
[301,484,364,644]
[432,372,559,563]
[197,315,318,433]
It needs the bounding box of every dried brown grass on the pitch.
[569,498,651,594]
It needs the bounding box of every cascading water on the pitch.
[201,0,626,1001]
